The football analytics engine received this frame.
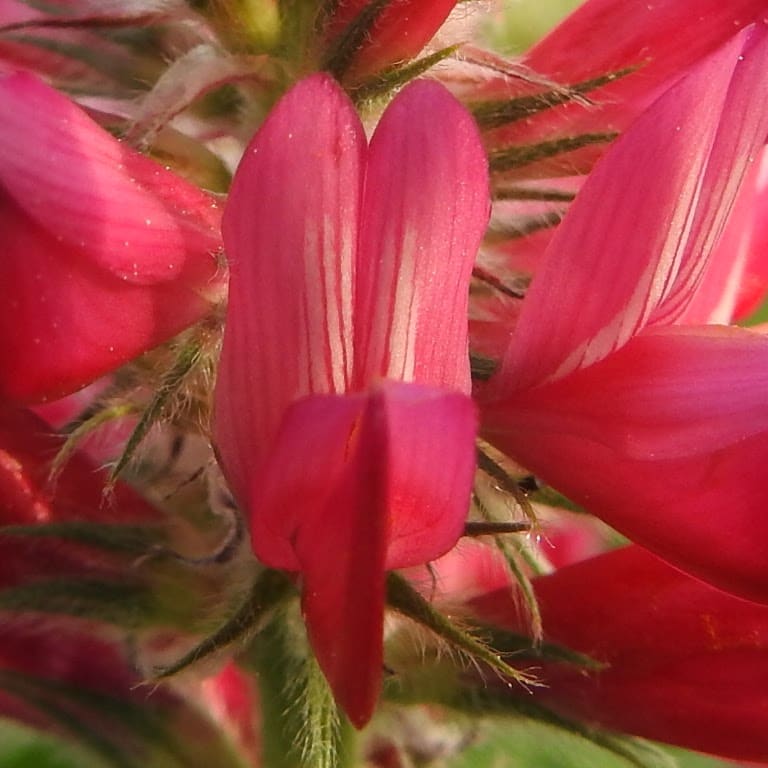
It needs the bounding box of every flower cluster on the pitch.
[1,1,768,766]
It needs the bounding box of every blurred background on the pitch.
[485,0,583,52]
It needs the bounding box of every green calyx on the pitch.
[471,68,634,131]
[489,131,619,173]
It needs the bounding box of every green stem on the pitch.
[245,607,357,768]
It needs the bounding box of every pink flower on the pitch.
[478,24,768,603]
[213,73,488,726]
[0,71,224,404]
[460,0,768,314]
[469,545,768,763]
[416,539,768,761]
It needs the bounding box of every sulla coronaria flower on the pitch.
[419,539,768,763]
[527,546,768,763]
[213,73,488,726]
[479,23,768,603]
[459,0,768,315]
[0,70,224,405]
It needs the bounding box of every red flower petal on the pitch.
[0,72,224,403]
[492,25,768,392]
[472,546,768,762]
[215,75,484,724]
[0,404,159,588]
[0,403,157,527]
[248,381,475,727]
[685,146,768,323]
[214,73,364,504]
[529,0,768,85]
[354,79,489,394]
[484,325,768,602]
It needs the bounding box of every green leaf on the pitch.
[448,688,676,768]
[0,671,248,768]
[483,0,581,54]
[0,719,105,768]
[451,717,679,768]
[0,672,141,768]
[457,714,754,767]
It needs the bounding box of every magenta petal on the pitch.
[483,4,768,173]
[0,0,46,26]
[247,394,367,573]
[0,72,223,403]
[296,400,387,730]
[0,404,159,588]
[681,152,765,323]
[0,72,222,284]
[379,381,477,570]
[354,79,489,395]
[0,203,219,403]
[474,546,768,762]
[0,0,171,29]
[247,391,385,728]
[686,146,768,323]
[491,326,768,460]
[517,1,768,150]
[250,381,476,571]
[484,325,768,602]
[528,0,768,85]
[248,382,475,725]
[214,74,364,505]
[495,25,768,393]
